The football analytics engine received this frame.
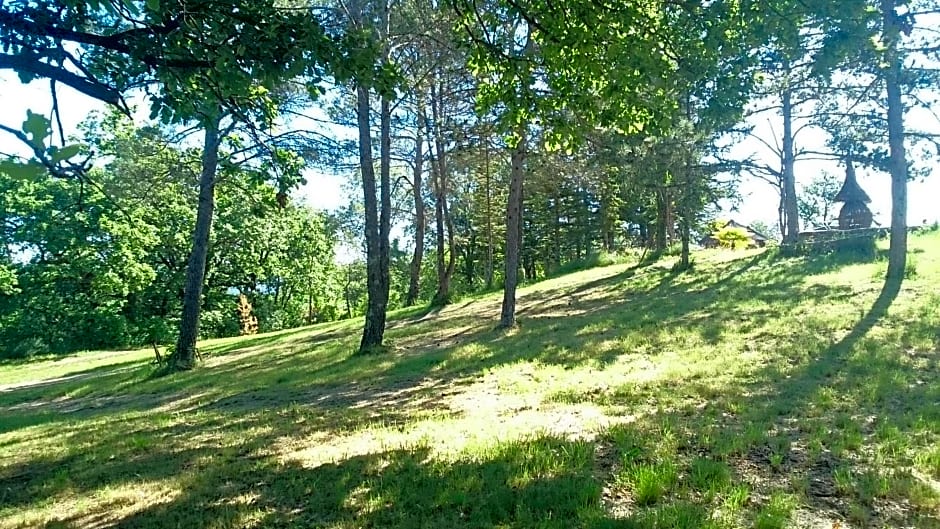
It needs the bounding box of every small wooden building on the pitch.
[834,159,873,230]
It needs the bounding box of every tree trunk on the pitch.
[680,216,691,269]
[431,81,454,306]
[344,268,353,319]
[405,104,426,307]
[379,91,392,324]
[357,84,385,352]
[433,159,449,304]
[172,115,222,370]
[781,77,800,244]
[358,0,392,353]
[883,0,907,285]
[664,190,676,244]
[500,128,526,328]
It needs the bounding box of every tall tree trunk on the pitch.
[883,0,907,285]
[680,215,691,269]
[500,128,526,328]
[379,92,392,321]
[431,81,454,305]
[679,182,692,269]
[405,105,426,307]
[781,75,800,244]
[358,0,392,353]
[664,190,676,244]
[357,84,385,352]
[172,115,222,370]
[433,160,449,304]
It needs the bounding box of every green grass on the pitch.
[1,233,940,528]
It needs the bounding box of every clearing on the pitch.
[1,233,939,528]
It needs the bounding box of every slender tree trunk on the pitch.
[405,105,426,307]
[664,190,676,244]
[882,0,907,285]
[679,185,692,269]
[357,84,384,352]
[444,188,457,282]
[172,115,222,370]
[379,91,392,317]
[344,267,353,319]
[431,81,454,305]
[781,76,800,244]
[500,128,526,328]
[358,0,392,353]
[680,216,691,269]
[433,160,448,303]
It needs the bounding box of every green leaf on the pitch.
[146,0,160,12]
[22,111,50,150]
[50,144,82,163]
[0,159,45,181]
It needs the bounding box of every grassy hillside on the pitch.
[1,232,939,529]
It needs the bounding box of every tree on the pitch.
[454,0,760,327]
[336,0,397,353]
[0,114,342,359]
[798,172,841,229]
[715,226,751,250]
[807,0,940,284]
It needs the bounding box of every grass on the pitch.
[1,232,939,528]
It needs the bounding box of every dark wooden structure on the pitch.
[834,159,873,230]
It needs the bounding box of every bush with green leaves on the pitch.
[715,226,751,250]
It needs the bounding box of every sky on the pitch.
[2,71,939,242]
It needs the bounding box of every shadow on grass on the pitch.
[571,273,939,527]
[3,243,939,527]
[34,429,739,529]
[5,426,622,529]
[0,248,869,437]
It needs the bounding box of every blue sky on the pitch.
[2,72,938,237]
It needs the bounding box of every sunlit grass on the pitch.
[1,232,939,528]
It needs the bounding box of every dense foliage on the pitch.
[0,116,340,357]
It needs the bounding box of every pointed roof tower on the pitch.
[834,158,871,203]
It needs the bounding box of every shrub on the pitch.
[715,226,751,250]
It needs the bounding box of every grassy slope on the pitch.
[1,233,939,529]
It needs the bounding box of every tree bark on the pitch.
[357,83,385,352]
[431,81,454,306]
[680,216,691,269]
[358,0,392,353]
[405,104,426,307]
[379,91,392,322]
[882,0,908,285]
[781,74,800,244]
[499,128,526,328]
[432,157,449,303]
[172,115,222,370]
